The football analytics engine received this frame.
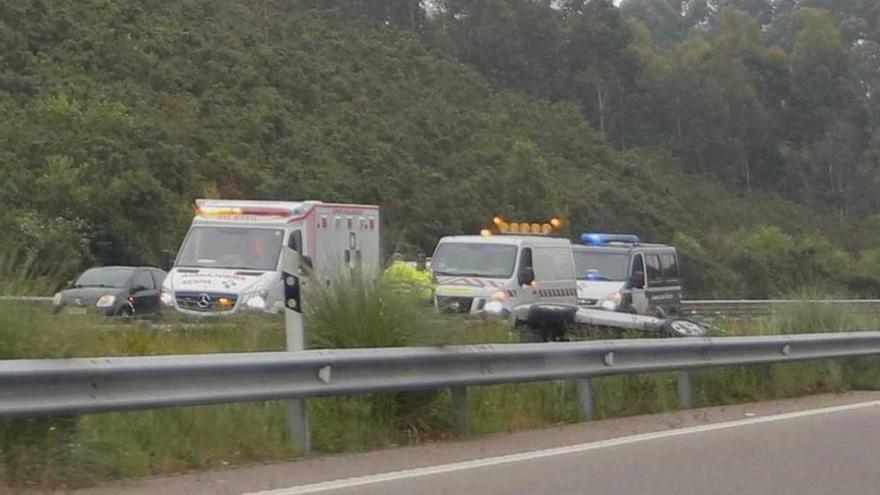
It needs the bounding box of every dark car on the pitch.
[52,266,166,317]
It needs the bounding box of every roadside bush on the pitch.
[305,275,454,447]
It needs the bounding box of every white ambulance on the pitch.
[431,218,578,337]
[161,199,380,315]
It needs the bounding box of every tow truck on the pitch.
[161,199,380,316]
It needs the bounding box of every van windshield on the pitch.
[432,243,517,279]
[176,227,284,271]
[574,251,629,281]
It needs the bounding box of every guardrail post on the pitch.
[283,246,310,454]
[576,379,594,421]
[827,359,843,388]
[677,371,693,409]
[451,386,470,436]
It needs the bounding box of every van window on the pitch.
[631,254,645,283]
[646,254,662,283]
[517,248,534,285]
[661,253,679,280]
[573,250,629,281]
[533,247,574,280]
[433,243,518,279]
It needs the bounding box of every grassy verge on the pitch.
[2,287,880,489]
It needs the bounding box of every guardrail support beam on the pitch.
[677,371,693,410]
[451,386,470,436]
[577,379,594,421]
[827,359,844,388]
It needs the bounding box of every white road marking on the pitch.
[244,400,880,495]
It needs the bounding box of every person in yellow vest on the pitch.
[384,252,432,302]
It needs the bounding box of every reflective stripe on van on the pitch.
[536,288,577,298]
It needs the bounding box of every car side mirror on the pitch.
[630,272,645,289]
[519,267,535,287]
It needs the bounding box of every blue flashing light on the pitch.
[580,233,640,245]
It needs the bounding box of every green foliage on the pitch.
[4,0,880,300]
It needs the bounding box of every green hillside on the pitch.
[1,1,879,297]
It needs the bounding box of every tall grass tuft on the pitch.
[770,286,879,334]
[0,246,70,296]
[305,275,440,349]
[305,275,455,447]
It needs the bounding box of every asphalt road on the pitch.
[255,399,880,495]
[65,393,880,495]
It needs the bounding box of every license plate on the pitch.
[64,307,88,315]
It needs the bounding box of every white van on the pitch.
[573,233,682,317]
[161,199,380,315]
[431,234,578,332]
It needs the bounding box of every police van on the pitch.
[431,218,578,335]
[161,199,380,315]
[573,234,682,317]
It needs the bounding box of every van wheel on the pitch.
[663,319,708,337]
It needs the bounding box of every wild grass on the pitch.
[2,282,880,489]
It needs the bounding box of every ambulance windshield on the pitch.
[432,243,517,279]
[176,227,284,271]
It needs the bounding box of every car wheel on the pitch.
[116,305,134,318]
[664,319,708,337]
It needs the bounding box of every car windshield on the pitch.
[75,267,135,288]
[574,251,629,281]
[176,227,284,271]
[432,243,518,279]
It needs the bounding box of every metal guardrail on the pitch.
[2,332,880,423]
[0,295,53,302]
[681,299,880,318]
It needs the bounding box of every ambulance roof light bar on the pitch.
[195,199,295,218]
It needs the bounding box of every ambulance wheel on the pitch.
[663,319,707,337]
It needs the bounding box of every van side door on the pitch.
[532,246,577,305]
[515,247,538,309]
[630,253,649,314]
[644,253,665,315]
[658,251,683,313]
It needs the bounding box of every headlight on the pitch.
[490,291,510,302]
[96,295,116,308]
[600,291,623,311]
[160,291,174,307]
[52,293,62,306]
[246,295,266,310]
